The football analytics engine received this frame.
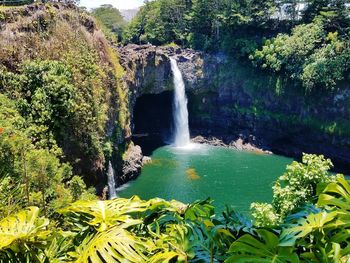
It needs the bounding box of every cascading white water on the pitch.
[170,58,191,147]
[107,161,117,199]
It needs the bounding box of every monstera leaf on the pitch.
[317,175,350,212]
[220,206,254,234]
[185,199,214,221]
[149,251,184,263]
[226,229,299,263]
[278,174,350,262]
[316,176,350,258]
[283,205,321,224]
[330,228,350,259]
[72,226,154,263]
[149,223,197,263]
[281,174,350,248]
[43,231,76,263]
[60,196,187,232]
[60,196,151,231]
[280,211,338,247]
[0,206,50,252]
[280,210,350,262]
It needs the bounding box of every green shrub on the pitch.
[0,94,93,218]
[251,154,335,226]
[251,19,350,91]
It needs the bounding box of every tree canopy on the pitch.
[123,0,350,91]
[92,4,126,40]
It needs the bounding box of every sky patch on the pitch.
[79,0,144,10]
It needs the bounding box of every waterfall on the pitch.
[107,161,117,199]
[170,58,191,147]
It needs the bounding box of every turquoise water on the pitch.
[118,144,293,214]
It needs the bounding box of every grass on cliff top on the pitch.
[0,4,29,10]
[0,6,12,9]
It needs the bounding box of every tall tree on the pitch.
[92,5,126,40]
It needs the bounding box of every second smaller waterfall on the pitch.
[170,58,191,147]
[107,161,117,199]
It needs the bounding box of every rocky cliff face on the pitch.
[118,44,350,174]
[117,44,219,134]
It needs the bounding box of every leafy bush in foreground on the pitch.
[251,153,335,227]
[227,174,350,262]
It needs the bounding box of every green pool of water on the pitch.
[118,144,293,214]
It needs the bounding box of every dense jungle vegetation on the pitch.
[0,3,131,183]
[1,152,350,262]
[0,0,350,262]
[91,4,126,41]
[123,0,350,92]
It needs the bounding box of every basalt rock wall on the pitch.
[118,44,350,173]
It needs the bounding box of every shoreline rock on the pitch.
[121,144,144,183]
[191,135,272,154]
[142,156,152,165]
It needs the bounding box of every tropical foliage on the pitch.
[227,173,350,263]
[1,1,350,262]
[124,0,350,92]
[123,0,278,51]
[0,94,95,219]
[251,153,335,227]
[251,19,350,91]
[92,4,126,41]
[0,156,349,262]
[0,3,130,184]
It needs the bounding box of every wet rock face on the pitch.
[117,44,218,96]
[118,44,350,174]
[191,136,272,154]
[120,144,144,184]
[117,44,171,99]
